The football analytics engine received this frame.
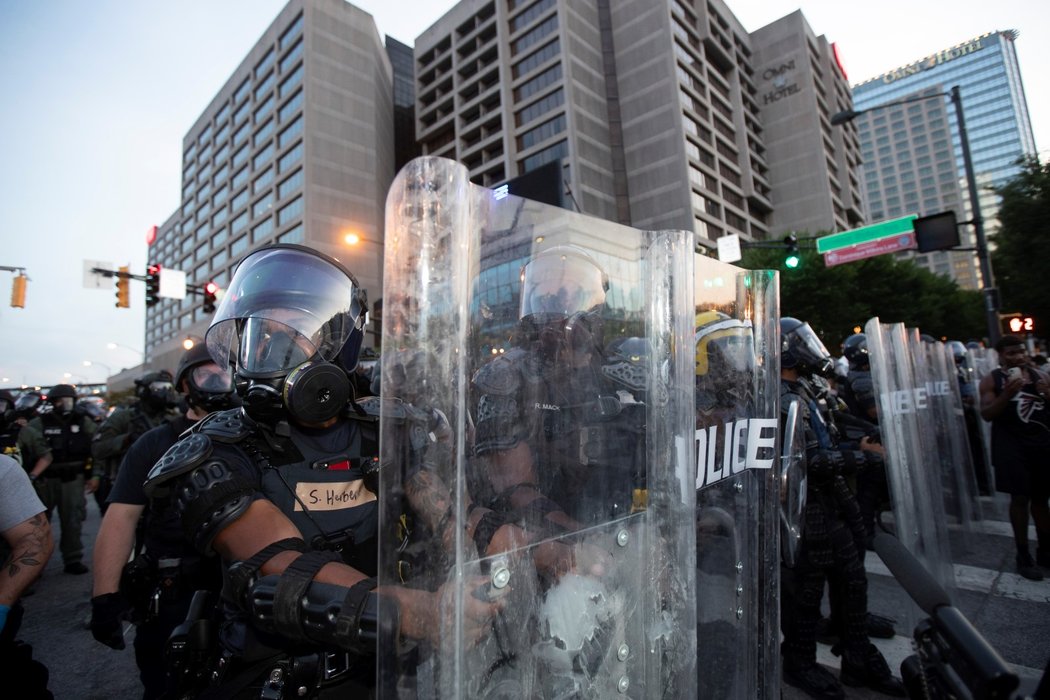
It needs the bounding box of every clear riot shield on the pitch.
[779,397,806,570]
[378,157,697,698]
[692,258,780,700]
[925,341,981,533]
[966,347,999,494]
[865,319,956,630]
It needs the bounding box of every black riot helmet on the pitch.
[842,333,869,371]
[947,340,968,366]
[0,389,13,418]
[175,343,239,413]
[48,383,79,415]
[205,244,367,425]
[135,370,177,412]
[14,391,43,420]
[781,317,834,378]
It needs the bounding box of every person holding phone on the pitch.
[979,334,1050,580]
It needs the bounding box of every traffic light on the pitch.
[999,313,1022,336]
[146,264,161,307]
[783,234,801,269]
[202,281,218,314]
[115,265,130,309]
[10,273,27,308]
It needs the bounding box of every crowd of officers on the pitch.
[0,241,1038,700]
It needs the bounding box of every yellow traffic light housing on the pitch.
[115,265,130,309]
[10,273,27,308]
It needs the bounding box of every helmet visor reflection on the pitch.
[190,363,234,393]
[206,247,362,375]
[793,322,833,370]
[695,319,754,376]
[519,252,606,321]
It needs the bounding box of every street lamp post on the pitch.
[82,360,113,380]
[831,85,999,345]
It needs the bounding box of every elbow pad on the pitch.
[247,561,398,655]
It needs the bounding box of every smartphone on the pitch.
[1008,367,1023,381]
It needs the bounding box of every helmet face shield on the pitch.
[207,247,364,378]
[189,363,234,394]
[519,250,607,323]
[789,322,834,376]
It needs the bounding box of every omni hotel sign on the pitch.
[879,36,985,84]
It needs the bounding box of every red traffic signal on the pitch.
[202,281,219,314]
[146,264,161,307]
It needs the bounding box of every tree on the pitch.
[991,156,1050,336]
[737,242,985,348]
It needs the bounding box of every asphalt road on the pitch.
[11,493,1049,699]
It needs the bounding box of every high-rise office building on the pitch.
[145,0,394,363]
[749,11,864,236]
[414,0,861,253]
[850,31,1036,288]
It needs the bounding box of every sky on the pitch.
[1,0,1048,389]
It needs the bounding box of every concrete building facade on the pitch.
[414,0,862,254]
[145,0,394,367]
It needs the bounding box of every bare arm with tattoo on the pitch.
[1,512,53,606]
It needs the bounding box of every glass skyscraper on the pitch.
[849,31,1036,288]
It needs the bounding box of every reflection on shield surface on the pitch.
[377,157,697,698]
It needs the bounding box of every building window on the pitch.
[277,195,303,226]
[512,15,557,55]
[252,217,274,242]
[256,48,276,76]
[279,90,303,122]
[231,234,249,256]
[254,119,275,147]
[232,188,249,212]
[253,192,274,218]
[520,139,567,172]
[280,63,303,98]
[278,168,303,199]
[278,141,303,172]
[280,39,303,74]
[234,78,251,104]
[518,113,565,150]
[232,166,249,189]
[279,115,303,149]
[253,142,275,169]
[255,71,276,100]
[254,95,275,123]
[514,63,562,102]
[254,166,275,194]
[512,39,560,79]
[231,212,249,236]
[516,88,563,126]
[232,144,248,167]
[278,222,304,244]
[233,101,250,126]
[280,13,304,51]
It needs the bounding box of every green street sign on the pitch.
[816,215,917,254]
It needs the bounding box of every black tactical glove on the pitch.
[90,593,132,650]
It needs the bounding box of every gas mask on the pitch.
[205,245,366,426]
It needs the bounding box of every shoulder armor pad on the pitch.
[194,408,252,444]
[354,396,406,420]
[472,353,523,396]
[144,432,213,498]
[602,359,646,393]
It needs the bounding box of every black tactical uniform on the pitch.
[778,319,904,700]
[91,343,239,699]
[142,246,401,698]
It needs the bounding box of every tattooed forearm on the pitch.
[405,469,452,530]
[2,514,50,579]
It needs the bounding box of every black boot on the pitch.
[1017,553,1044,581]
[784,659,845,700]
[840,643,906,697]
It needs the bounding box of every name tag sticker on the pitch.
[294,480,376,511]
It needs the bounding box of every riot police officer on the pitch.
[470,245,643,533]
[778,318,904,699]
[143,245,498,697]
[0,391,21,463]
[92,371,178,515]
[30,384,97,575]
[90,343,239,699]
